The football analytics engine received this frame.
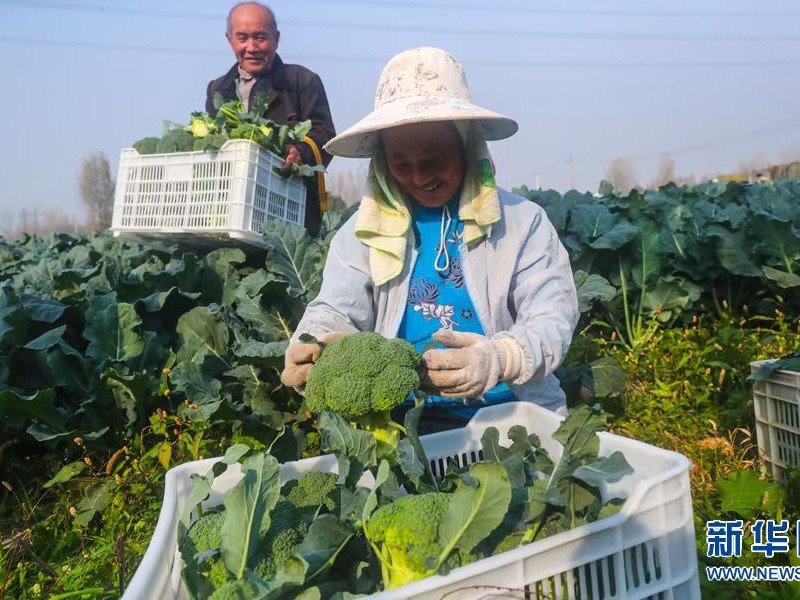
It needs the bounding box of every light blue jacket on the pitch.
[292,188,579,413]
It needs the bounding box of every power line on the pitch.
[206,0,800,19]
[320,0,800,19]
[2,35,800,69]
[631,119,800,161]
[4,0,800,42]
[0,35,222,56]
[587,117,800,163]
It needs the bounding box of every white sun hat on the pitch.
[324,47,519,158]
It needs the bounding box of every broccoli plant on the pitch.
[180,452,355,598]
[185,113,218,138]
[363,461,512,590]
[304,332,422,451]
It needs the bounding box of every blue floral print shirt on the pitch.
[397,193,515,416]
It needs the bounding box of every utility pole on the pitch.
[535,171,541,190]
[567,154,575,191]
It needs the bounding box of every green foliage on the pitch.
[516,180,800,347]
[717,470,785,520]
[569,307,800,599]
[3,178,799,597]
[0,215,354,599]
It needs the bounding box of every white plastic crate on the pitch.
[124,402,699,599]
[751,360,800,482]
[110,139,306,247]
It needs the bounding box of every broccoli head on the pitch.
[132,136,160,155]
[254,470,339,580]
[181,510,225,558]
[156,128,195,153]
[364,492,451,589]
[283,470,338,511]
[193,132,228,152]
[304,332,421,449]
[253,518,309,581]
[185,114,218,138]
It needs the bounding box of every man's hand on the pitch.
[281,331,351,393]
[282,144,303,171]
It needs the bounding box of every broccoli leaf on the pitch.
[318,409,377,487]
[284,514,354,584]
[552,404,606,461]
[480,427,526,487]
[362,459,391,524]
[438,462,512,557]
[175,306,230,366]
[262,220,326,300]
[400,397,438,492]
[572,451,633,489]
[83,293,145,365]
[221,452,281,578]
[480,427,508,463]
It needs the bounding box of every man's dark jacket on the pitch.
[206,55,336,235]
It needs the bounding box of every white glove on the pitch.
[421,329,524,398]
[281,331,351,393]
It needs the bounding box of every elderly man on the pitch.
[206,2,336,235]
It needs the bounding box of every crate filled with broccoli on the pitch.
[177,331,637,598]
[131,96,324,178]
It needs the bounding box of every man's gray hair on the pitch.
[226,2,278,35]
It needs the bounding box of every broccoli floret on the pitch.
[494,530,525,554]
[208,578,241,600]
[441,548,482,573]
[284,471,338,510]
[181,510,225,557]
[305,332,421,449]
[253,519,309,580]
[132,136,160,154]
[156,128,195,153]
[193,132,228,152]
[364,492,451,589]
[206,556,231,589]
[253,471,338,580]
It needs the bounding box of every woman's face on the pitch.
[382,121,465,208]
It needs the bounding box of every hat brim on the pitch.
[324,95,519,158]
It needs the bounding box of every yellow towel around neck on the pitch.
[353,124,501,286]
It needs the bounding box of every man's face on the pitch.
[382,121,466,208]
[226,4,280,76]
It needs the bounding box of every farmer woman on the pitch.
[281,47,579,429]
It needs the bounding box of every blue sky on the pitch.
[1,0,799,225]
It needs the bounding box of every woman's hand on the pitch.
[421,330,501,398]
[421,329,523,398]
[281,331,351,393]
